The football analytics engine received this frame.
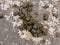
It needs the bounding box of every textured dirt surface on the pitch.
[0,16,35,45]
[0,0,60,45]
[0,18,60,45]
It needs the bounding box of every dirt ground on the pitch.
[0,0,60,45]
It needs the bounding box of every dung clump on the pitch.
[14,1,48,37]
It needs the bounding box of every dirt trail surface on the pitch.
[0,0,60,45]
[0,18,60,45]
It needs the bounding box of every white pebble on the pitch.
[48,4,53,8]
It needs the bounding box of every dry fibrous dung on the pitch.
[13,1,48,37]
